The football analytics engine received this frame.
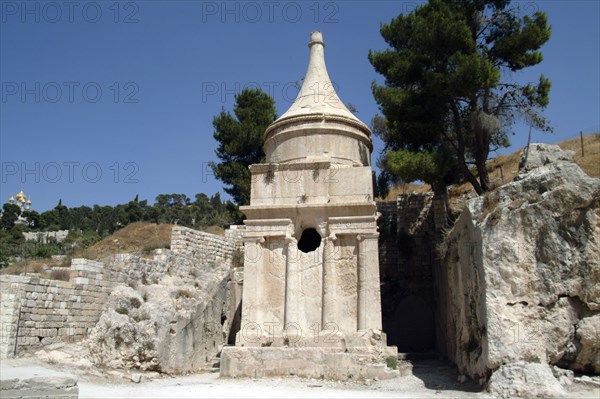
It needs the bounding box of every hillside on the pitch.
[72,222,174,260]
[384,133,599,202]
[0,223,174,276]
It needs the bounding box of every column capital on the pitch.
[243,235,266,244]
[324,233,338,243]
[284,235,297,245]
[356,232,379,241]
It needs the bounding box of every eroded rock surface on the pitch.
[85,249,242,374]
[488,362,566,399]
[436,143,600,386]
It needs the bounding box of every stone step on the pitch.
[0,364,78,399]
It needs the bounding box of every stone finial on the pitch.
[272,31,362,124]
[309,31,324,47]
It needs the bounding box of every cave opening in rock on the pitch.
[297,228,321,253]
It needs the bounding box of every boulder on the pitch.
[575,314,600,373]
[488,362,566,399]
[518,143,575,176]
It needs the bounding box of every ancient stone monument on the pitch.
[220,31,398,380]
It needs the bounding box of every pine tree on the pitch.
[209,88,277,205]
[369,0,552,194]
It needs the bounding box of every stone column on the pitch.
[284,237,299,327]
[321,235,337,329]
[357,233,382,331]
[237,236,264,345]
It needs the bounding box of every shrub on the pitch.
[49,268,70,282]
[386,356,398,370]
[115,306,129,315]
[141,237,170,255]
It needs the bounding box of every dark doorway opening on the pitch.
[227,301,242,345]
[298,228,321,253]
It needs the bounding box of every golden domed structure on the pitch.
[8,189,31,210]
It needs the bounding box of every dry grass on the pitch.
[449,149,524,199]
[202,225,225,236]
[49,268,71,281]
[73,222,173,260]
[382,133,600,203]
[556,133,600,178]
[384,182,432,201]
[1,222,174,275]
[0,258,63,276]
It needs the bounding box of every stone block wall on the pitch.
[171,226,242,268]
[377,193,444,352]
[23,230,69,243]
[0,259,110,358]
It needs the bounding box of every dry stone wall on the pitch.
[377,193,445,352]
[23,230,69,243]
[170,226,241,267]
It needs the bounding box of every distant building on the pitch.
[23,230,70,244]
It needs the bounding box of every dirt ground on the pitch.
[79,358,490,399]
[3,355,598,399]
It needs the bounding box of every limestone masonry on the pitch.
[220,31,398,380]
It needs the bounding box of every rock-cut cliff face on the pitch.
[435,144,600,382]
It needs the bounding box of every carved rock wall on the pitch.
[435,146,600,379]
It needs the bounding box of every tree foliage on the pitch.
[210,88,277,205]
[0,193,238,267]
[369,0,552,194]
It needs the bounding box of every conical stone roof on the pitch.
[264,31,372,166]
[276,31,363,123]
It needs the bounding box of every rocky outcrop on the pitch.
[84,227,244,374]
[435,143,600,384]
[86,269,237,374]
[518,142,575,176]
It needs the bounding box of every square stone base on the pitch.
[220,346,401,381]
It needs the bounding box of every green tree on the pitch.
[209,88,277,205]
[1,203,21,230]
[369,0,552,195]
[21,210,41,229]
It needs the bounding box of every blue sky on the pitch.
[1,0,599,212]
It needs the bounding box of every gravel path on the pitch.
[5,356,597,398]
[77,359,490,399]
[78,371,489,399]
